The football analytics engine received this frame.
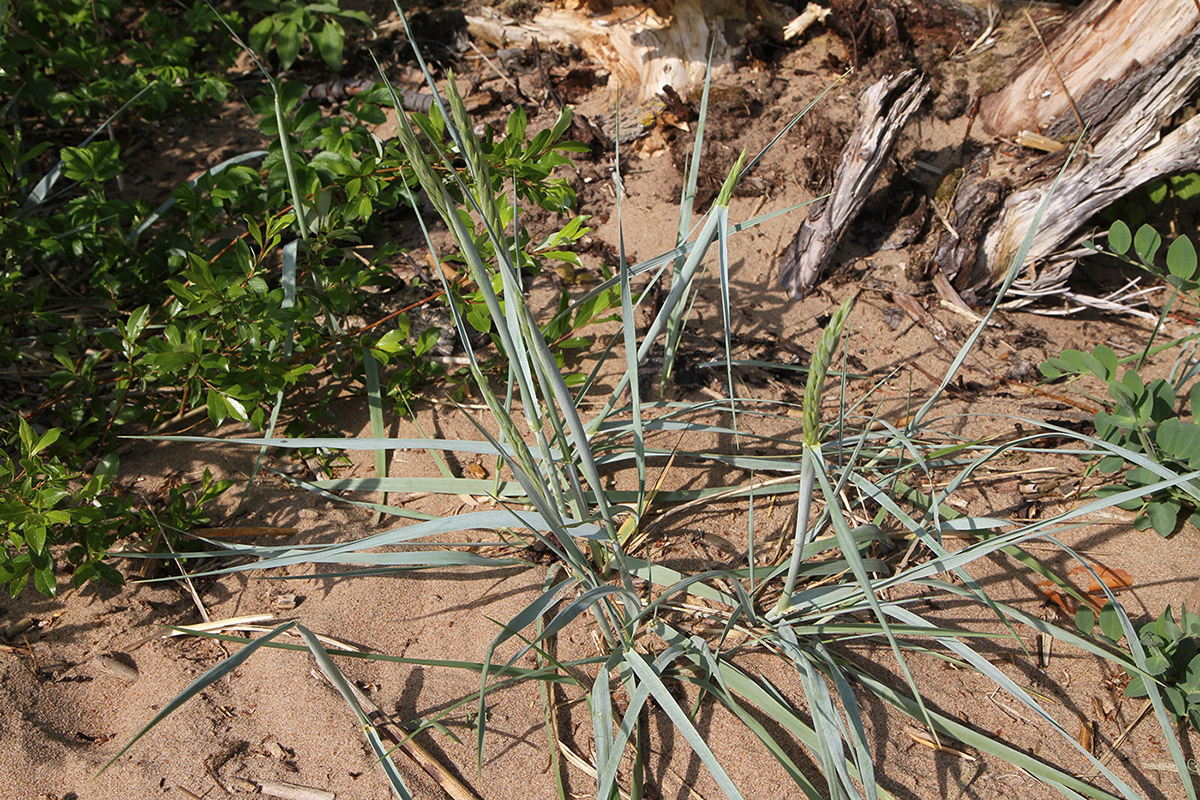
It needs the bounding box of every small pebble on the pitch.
[271,593,299,610]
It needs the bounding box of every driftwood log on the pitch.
[465,0,792,104]
[777,70,929,297]
[936,0,1200,291]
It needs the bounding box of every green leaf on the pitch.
[93,454,120,490]
[224,395,250,424]
[1134,224,1162,266]
[1081,348,1113,382]
[207,389,228,427]
[249,16,278,56]
[1171,172,1200,201]
[1099,602,1124,642]
[25,523,47,556]
[125,304,152,343]
[1147,497,1181,537]
[1185,653,1200,690]
[276,19,301,69]
[96,561,126,587]
[1075,605,1096,634]
[33,563,56,597]
[312,20,345,70]
[506,106,528,142]
[1143,652,1171,677]
[1167,234,1198,280]
[1092,345,1118,380]
[1108,220,1132,255]
[375,329,405,354]
[30,427,61,457]
[17,417,34,454]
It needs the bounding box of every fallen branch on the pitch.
[777,70,929,297]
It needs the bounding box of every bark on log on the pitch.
[777,70,929,297]
[937,0,1200,290]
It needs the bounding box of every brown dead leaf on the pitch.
[1069,562,1134,595]
[1035,579,1082,615]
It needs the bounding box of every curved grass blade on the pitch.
[101,621,298,773]
[295,625,412,797]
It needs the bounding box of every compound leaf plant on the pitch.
[1041,223,1200,536]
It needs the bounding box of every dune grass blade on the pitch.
[240,238,299,511]
[595,649,670,799]
[776,629,859,800]
[384,38,619,536]
[662,44,714,386]
[21,83,155,212]
[815,643,877,800]
[534,566,570,800]
[590,183,729,432]
[851,667,1121,800]
[908,135,1084,434]
[715,202,738,429]
[477,584,633,772]
[884,604,1142,799]
[362,344,388,520]
[622,648,746,800]
[1056,545,1197,800]
[811,454,942,747]
[773,296,854,617]
[655,620,871,797]
[127,150,267,244]
[295,625,412,797]
[100,621,298,774]
[615,123,646,518]
[210,4,311,243]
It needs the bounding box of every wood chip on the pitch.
[94,653,139,681]
[1078,719,1095,753]
[1014,130,1065,152]
[271,593,299,610]
[257,779,334,800]
[4,616,34,639]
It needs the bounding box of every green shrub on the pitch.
[0,1,598,595]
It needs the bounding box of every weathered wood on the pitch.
[465,0,790,105]
[777,70,929,297]
[979,0,1199,139]
[936,0,1200,290]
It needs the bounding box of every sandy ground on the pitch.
[5,3,1200,799]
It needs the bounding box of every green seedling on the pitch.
[1041,224,1200,536]
[1085,603,1200,730]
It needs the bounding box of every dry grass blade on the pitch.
[311,669,480,800]
[163,614,277,637]
[904,728,976,761]
[1080,698,1154,780]
[556,741,632,800]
